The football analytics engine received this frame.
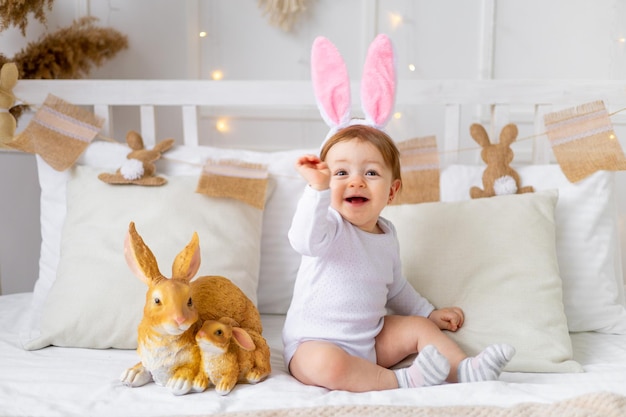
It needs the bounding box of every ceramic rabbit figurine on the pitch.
[120,222,270,395]
[196,317,271,395]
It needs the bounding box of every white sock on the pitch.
[394,345,450,388]
[457,343,515,383]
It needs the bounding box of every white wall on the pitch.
[1,0,625,294]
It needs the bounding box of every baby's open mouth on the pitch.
[346,196,369,203]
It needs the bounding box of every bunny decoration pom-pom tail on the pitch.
[120,158,145,181]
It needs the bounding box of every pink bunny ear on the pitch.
[311,36,351,130]
[361,34,397,128]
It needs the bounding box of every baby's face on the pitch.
[325,138,400,234]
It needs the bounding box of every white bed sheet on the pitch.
[1,292,626,417]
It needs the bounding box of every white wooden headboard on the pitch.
[13,79,626,159]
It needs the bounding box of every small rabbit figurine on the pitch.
[0,63,19,146]
[98,130,174,186]
[196,317,271,395]
[120,222,270,395]
[469,123,534,199]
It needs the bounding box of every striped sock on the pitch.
[394,345,450,388]
[457,344,515,383]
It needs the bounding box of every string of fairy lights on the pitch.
[193,3,626,145]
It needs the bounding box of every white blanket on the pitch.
[2,292,626,417]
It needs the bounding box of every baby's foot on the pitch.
[458,343,515,383]
[394,345,450,388]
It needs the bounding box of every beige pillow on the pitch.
[24,165,266,350]
[382,190,582,373]
[441,165,626,334]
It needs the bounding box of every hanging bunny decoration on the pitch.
[310,34,397,147]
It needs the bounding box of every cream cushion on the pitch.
[383,190,582,373]
[22,143,268,350]
[441,165,626,334]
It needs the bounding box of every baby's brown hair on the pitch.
[320,125,402,184]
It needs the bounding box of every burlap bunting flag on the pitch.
[544,100,626,183]
[392,135,440,205]
[196,159,269,209]
[8,94,104,171]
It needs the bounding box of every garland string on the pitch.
[12,95,626,159]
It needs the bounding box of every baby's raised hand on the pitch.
[295,154,330,191]
[429,307,465,332]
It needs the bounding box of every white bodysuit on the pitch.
[282,186,435,367]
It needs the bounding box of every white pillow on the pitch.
[383,190,582,373]
[22,143,269,349]
[441,165,626,334]
[21,144,130,348]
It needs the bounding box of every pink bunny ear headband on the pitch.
[311,34,397,147]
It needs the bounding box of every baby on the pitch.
[282,124,515,392]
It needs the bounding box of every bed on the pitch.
[2,78,626,416]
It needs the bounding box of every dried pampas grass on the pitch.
[258,0,307,31]
[0,0,54,35]
[7,16,128,79]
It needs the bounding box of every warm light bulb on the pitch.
[389,12,403,29]
[199,31,207,38]
[211,70,224,81]
[619,37,626,43]
[216,119,229,133]
[408,64,416,72]
[393,112,402,120]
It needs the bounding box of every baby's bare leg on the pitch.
[289,340,398,392]
[375,315,467,383]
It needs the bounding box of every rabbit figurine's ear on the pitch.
[231,327,256,351]
[311,36,351,131]
[171,232,201,282]
[126,130,145,150]
[0,63,19,92]
[361,34,396,129]
[470,123,491,147]
[125,222,162,285]
[499,123,519,146]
